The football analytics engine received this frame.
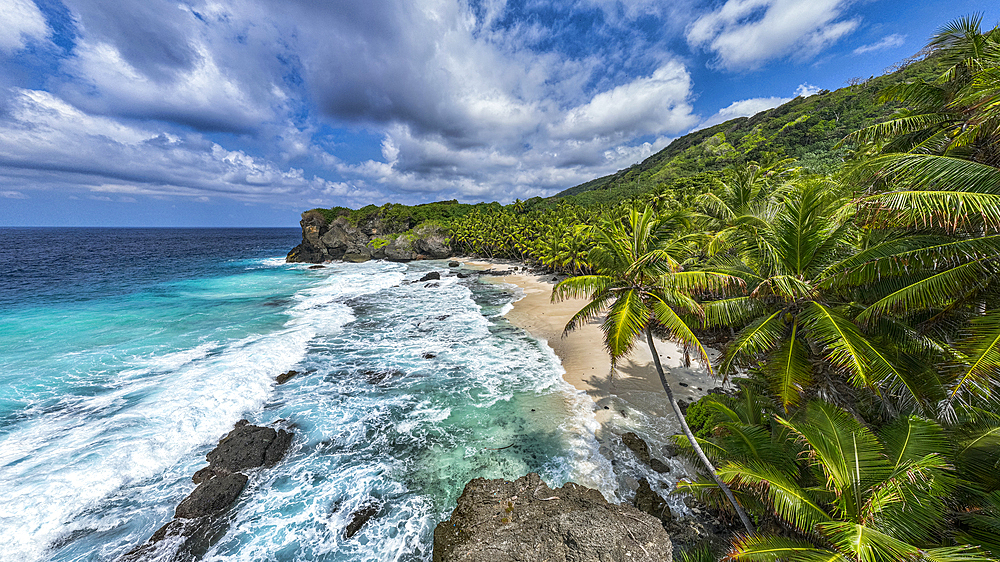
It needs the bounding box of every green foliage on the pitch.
[684,396,723,440]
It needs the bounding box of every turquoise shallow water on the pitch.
[0,228,614,562]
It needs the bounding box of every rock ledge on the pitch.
[433,473,672,562]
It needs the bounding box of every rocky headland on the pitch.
[286,209,454,263]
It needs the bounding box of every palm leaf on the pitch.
[800,302,906,399]
[766,320,812,412]
[551,275,614,302]
[945,311,1000,406]
[857,258,999,323]
[601,288,649,362]
[719,310,787,376]
[725,534,846,562]
[703,297,771,328]
[780,401,890,521]
[718,460,832,535]
[818,521,921,562]
[648,292,712,372]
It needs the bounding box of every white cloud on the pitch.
[1,190,29,199]
[853,33,906,55]
[0,89,380,207]
[0,0,48,54]
[695,82,821,130]
[687,0,859,70]
[553,61,697,139]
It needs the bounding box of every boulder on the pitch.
[622,432,671,473]
[344,499,381,539]
[433,473,671,562]
[276,370,298,384]
[419,271,441,282]
[124,421,294,561]
[448,261,461,267]
[175,473,249,519]
[207,421,294,473]
[633,479,672,525]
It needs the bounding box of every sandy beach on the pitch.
[469,261,727,435]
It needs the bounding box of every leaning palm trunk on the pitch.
[646,327,755,534]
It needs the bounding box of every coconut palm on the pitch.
[712,400,991,562]
[700,178,944,416]
[840,16,1000,415]
[552,206,755,533]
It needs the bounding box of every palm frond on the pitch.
[719,310,787,376]
[780,401,889,521]
[648,293,712,373]
[945,310,1000,406]
[601,288,649,362]
[766,320,812,412]
[719,460,832,535]
[857,258,998,323]
[725,534,845,562]
[703,297,771,328]
[551,275,615,302]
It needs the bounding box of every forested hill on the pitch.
[553,54,944,204]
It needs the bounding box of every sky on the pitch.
[0,0,998,226]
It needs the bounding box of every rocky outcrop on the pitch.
[433,473,672,562]
[286,210,455,263]
[123,420,293,561]
[622,432,672,473]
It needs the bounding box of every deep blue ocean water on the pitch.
[0,228,617,562]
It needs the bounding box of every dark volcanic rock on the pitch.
[622,432,671,473]
[633,479,672,525]
[344,499,381,539]
[175,473,249,519]
[123,421,295,561]
[457,272,469,279]
[308,265,325,269]
[207,422,293,472]
[419,271,441,282]
[276,370,298,384]
[448,261,461,267]
[433,473,671,562]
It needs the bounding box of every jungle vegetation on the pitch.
[304,16,1000,561]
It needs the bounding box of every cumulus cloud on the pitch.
[695,82,821,129]
[553,62,697,139]
[0,0,49,54]
[687,0,859,70]
[853,33,906,55]
[0,89,378,206]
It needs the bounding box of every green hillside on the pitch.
[553,54,946,205]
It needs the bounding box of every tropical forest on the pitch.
[305,17,1000,561]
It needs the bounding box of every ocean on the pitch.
[0,228,618,562]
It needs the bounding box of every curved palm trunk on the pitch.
[645,327,755,534]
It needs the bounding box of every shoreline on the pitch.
[466,260,726,437]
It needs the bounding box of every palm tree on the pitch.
[700,178,944,415]
[705,400,992,562]
[552,206,756,533]
[841,15,1000,416]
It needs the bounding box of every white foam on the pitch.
[0,264,404,561]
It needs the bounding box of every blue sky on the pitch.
[0,0,997,226]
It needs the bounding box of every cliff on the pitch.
[286,209,454,263]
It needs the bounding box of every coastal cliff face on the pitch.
[286,210,453,263]
[433,473,672,562]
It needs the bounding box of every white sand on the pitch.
[465,260,726,434]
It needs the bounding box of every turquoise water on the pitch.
[0,228,614,562]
